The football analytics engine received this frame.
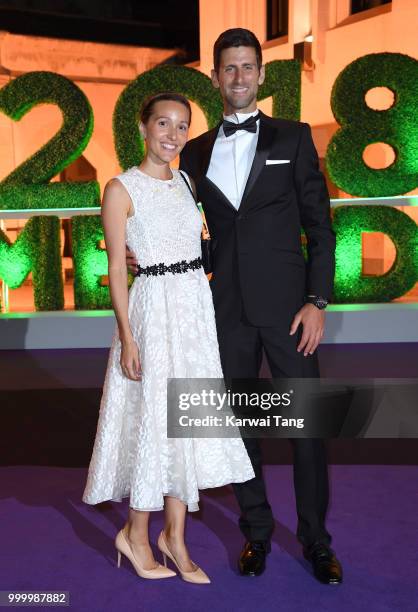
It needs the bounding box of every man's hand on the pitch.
[126,246,138,275]
[289,303,325,357]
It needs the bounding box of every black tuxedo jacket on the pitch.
[180,111,335,328]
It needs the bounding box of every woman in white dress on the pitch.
[82,93,254,584]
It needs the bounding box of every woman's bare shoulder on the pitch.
[104,177,129,195]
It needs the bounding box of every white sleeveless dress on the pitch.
[82,167,254,512]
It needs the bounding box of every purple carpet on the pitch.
[1,464,417,611]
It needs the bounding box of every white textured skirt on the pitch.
[82,269,254,512]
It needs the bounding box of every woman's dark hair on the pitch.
[213,28,262,73]
[140,92,192,125]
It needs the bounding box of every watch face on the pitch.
[309,296,328,309]
[315,297,328,309]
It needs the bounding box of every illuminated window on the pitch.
[351,0,391,14]
[267,0,288,41]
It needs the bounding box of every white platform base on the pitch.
[0,304,417,349]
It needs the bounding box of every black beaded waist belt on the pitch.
[135,256,202,277]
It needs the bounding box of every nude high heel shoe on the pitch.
[115,528,176,579]
[157,530,211,584]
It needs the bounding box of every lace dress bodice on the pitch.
[117,167,202,268]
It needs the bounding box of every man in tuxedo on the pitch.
[179,28,342,585]
[128,27,342,584]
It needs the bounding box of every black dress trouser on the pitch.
[217,316,332,549]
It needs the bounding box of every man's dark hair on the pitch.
[213,28,262,73]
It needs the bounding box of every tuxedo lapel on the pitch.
[198,125,220,178]
[205,176,237,213]
[198,123,238,213]
[239,114,276,211]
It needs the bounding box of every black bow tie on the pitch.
[222,113,259,137]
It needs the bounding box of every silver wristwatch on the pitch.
[306,295,328,310]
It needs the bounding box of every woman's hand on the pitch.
[120,338,142,380]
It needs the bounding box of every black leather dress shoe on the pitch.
[238,541,269,576]
[303,543,343,584]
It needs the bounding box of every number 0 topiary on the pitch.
[113,61,301,171]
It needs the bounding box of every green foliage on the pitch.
[114,65,223,170]
[0,71,94,184]
[1,63,416,311]
[333,205,418,302]
[0,216,63,309]
[0,182,100,211]
[0,71,99,310]
[327,53,418,196]
[114,60,302,171]
[71,215,111,309]
[258,59,301,120]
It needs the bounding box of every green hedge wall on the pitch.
[114,60,301,170]
[0,71,99,310]
[0,216,63,310]
[114,65,223,170]
[326,53,418,197]
[0,60,416,311]
[333,205,418,302]
[0,71,94,185]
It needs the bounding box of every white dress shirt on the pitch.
[206,109,259,210]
